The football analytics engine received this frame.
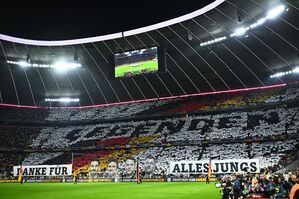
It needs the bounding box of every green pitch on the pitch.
[115,60,158,77]
[0,182,220,199]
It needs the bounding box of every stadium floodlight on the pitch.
[233,27,248,36]
[7,59,82,70]
[60,98,74,102]
[45,98,79,102]
[271,72,284,78]
[293,67,299,73]
[266,4,286,19]
[18,61,31,67]
[200,36,227,47]
[53,61,82,72]
[270,67,299,78]
[257,18,266,25]
[230,5,287,38]
[7,60,17,64]
[53,61,68,72]
[250,18,267,29]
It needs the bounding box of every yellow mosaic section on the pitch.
[74,134,160,176]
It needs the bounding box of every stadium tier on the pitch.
[0,85,298,122]
[0,85,298,181]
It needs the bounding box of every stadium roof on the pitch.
[0,0,298,108]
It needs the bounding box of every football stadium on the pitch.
[0,0,299,199]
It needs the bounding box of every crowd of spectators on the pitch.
[0,126,40,148]
[218,171,298,199]
[0,85,298,187]
[0,85,298,123]
[164,86,299,114]
[217,169,299,199]
[5,104,295,179]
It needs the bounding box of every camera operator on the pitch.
[221,178,234,199]
[231,174,242,199]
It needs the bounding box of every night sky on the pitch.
[1,0,214,40]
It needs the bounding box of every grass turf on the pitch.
[115,60,158,77]
[0,182,220,199]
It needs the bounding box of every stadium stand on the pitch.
[0,85,298,185]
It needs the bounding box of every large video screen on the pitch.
[114,47,158,78]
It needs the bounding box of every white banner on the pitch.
[13,164,72,176]
[170,159,259,174]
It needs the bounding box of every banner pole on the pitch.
[136,157,140,184]
[71,152,74,166]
